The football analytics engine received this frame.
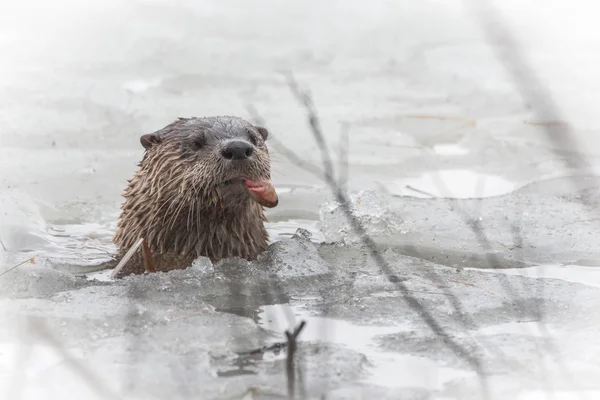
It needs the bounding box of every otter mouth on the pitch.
[218,177,279,208]
[243,177,278,208]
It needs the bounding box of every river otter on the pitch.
[111,116,278,278]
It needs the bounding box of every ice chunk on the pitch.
[189,256,214,273]
[318,190,404,245]
[0,255,86,299]
[292,227,313,240]
[266,219,327,244]
[258,234,331,278]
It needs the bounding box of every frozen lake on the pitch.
[1,0,600,399]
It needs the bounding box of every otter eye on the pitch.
[247,127,264,146]
[190,137,205,151]
[248,133,259,146]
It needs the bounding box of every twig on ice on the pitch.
[0,256,36,278]
[110,237,143,278]
[285,320,306,400]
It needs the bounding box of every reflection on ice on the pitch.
[258,303,474,391]
[432,144,470,156]
[472,263,600,289]
[395,169,519,199]
[122,77,163,94]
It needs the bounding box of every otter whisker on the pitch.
[151,189,184,219]
[153,192,187,235]
[187,188,197,236]
[166,194,191,247]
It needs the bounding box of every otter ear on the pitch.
[255,126,269,140]
[140,134,161,149]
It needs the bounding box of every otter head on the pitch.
[114,115,278,262]
[139,116,278,209]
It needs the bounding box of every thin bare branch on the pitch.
[282,74,489,394]
[246,104,327,181]
[283,72,336,185]
[271,137,327,181]
[468,0,595,200]
[468,1,589,395]
[0,256,36,278]
[285,320,306,400]
[337,122,350,193]
[402,185,436,198]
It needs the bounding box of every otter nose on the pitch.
[221,140,254,160]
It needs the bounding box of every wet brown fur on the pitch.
[112,116,273,277]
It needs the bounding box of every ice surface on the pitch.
[3,174,600,398]
[3,175,600,398]
[2,0,600,398]
[4,233,600,399]
[316,176,600,271]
